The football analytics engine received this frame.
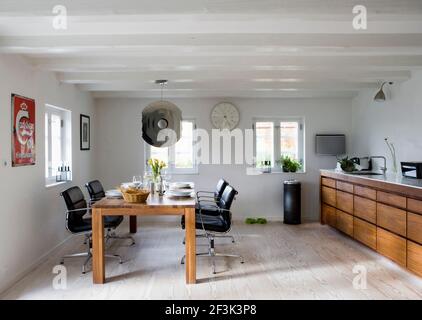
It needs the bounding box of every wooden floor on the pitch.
[2,220,422,300]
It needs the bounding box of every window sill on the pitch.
[252,169,307,175]
[45,181,71,189]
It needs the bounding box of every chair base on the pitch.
[106,230,136,246]
[183,233,235,244]
[60,234,123,274]
[181,235,243,274]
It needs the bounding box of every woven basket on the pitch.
[122,190,150,203]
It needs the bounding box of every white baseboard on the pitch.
[0,234,72,296]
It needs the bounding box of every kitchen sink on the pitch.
[348,171,384,176]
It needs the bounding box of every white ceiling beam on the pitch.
[91,90,358,99]
[1,0,421,16]
[30,55,422,71]
[76,82,377,92]
[2,34,422,49]
[2,15,422,36]
[56,70,411,84]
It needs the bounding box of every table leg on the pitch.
[92,208,105,284]
[185,207,196,284]
[129,215,137,233]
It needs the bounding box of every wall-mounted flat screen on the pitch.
[315,134,345,156]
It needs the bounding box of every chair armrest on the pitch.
[196,195,218,201]
[196,191,215,197]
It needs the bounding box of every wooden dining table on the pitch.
[91,195,197,284]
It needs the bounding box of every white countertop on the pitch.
[321,169,422,190]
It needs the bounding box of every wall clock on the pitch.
[210,102,240,130]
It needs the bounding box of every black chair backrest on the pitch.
[215,179,229,199]
[218,185,238,210]
[61,186,88,232]
[85,180,105,201]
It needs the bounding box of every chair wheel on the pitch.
[241,261,244,264]
[60,261,64,265]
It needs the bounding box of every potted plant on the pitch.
[278,155,302,173]
[337,156,356,173]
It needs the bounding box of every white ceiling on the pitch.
[1,0,422,98]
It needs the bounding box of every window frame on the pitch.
[253,117,305,173]
[45,104,72,186]
[144,118,198,175]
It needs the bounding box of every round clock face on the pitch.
[211,102,240,130]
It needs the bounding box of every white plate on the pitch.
[106,189,123,198]
[169,182,194,189]
[166,190,194,197]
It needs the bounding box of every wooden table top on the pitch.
[92,194,196,209]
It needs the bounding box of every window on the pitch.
[253,118,305,172]
[45,105,72,186]
[145,119,197,174]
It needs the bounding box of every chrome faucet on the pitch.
[370,156,387,174]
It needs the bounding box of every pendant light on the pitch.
[374,81,393,102]
[142,80,182,147]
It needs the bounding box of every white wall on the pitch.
[95,97,353,222]
[351,70,422,171]
[0,54,95,293]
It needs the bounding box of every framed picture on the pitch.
[80,114,90,150]
[11,94,36,167]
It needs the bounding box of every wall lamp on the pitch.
[374,81,393,102]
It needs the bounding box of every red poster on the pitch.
[12,94,36,167]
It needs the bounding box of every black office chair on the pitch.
[181,185,244,274]
[60,186,123,274]
[182,179,235,243]
[85,180,135,245]
[196,178,229,203]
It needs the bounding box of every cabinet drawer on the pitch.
[408,212,422,245]
[321,186,336,207]
[321,177,336,188]
[377,191,406,209]
[336,191,353,214]
[377,203,406,236]
[354,185,376,201]
[354,196,376,224]
[407,240,422,277]
[408,198,422,215]
[322,204,336,227]
[336,181,353,193]
[354,217,376,250]
[377,228,406,267]
[336,210,353,237]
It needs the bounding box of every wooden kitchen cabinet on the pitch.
[377,191,407,210]
[321,186,336,207]
[376,227,406,267]
[321,177,336,188]
[377,203,406,237]
[354,196,376,224]
[336,209,353,237]
[322,204,336,227]
[408,198,422,215]
[336,190,353,214]
[336,181,353,193]
[321,170,422,277]
[407,240,422,277]
[354,185,377,201]
[354,217,377,250]
[407,212,422,245]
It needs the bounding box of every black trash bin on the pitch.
[283,180,301,224]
